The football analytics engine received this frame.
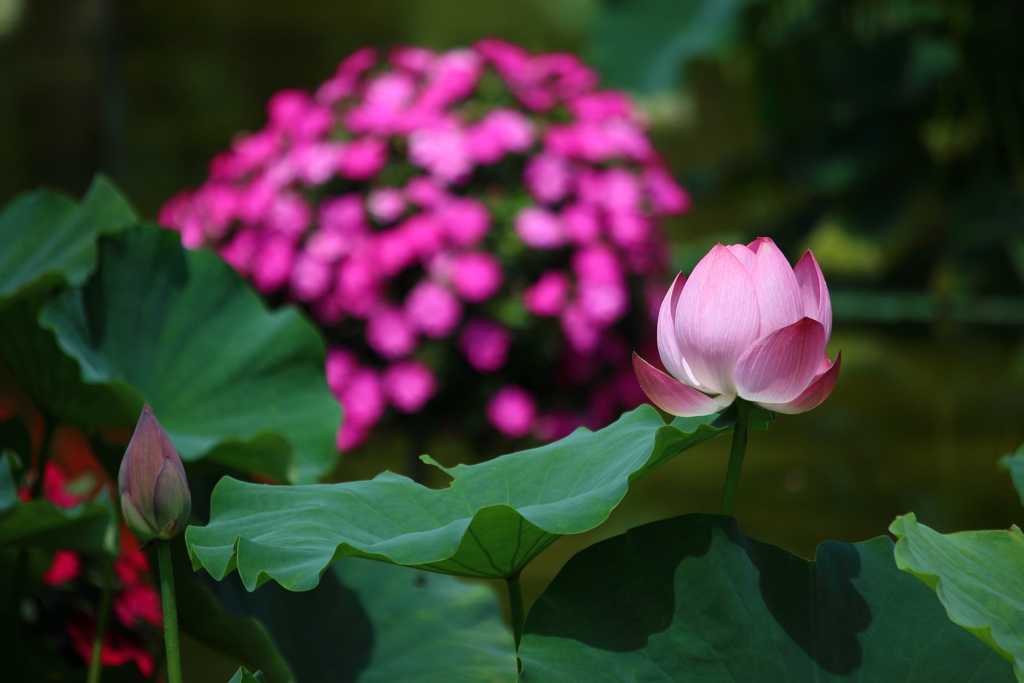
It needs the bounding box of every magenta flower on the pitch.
[514,206,564,249]
[451,252,503,303]
[524,153,571,204]
[252,235,296,294]
[486,385,537,438]
[633,238,841,417]
[340,367,386,428]
[404,280,462,338]
[161,39,693,452]
[437,197,490,247]
[523,270,570,317]
[365,307,418,360]
[326,347,359,397]
[459,318,513,373]
[368,188,407,224]
[383,360,437,413]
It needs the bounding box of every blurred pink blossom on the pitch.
[405,280,462,338]
[290,252,334,301]
[368,188,407,224]
[514,207,563,248]
[338,137,388,180]
[252,235,296,293]
[459,318,513,373]
[437,197,490,247]
[326,347,359,397]
[486,385,537,438]
[366,307,418,360]
[523,270,571,317]
[340,367,386,430]
[163,40,690,451]
[383,360,438,413]
[451,252,503,302]
[524,153,571,204]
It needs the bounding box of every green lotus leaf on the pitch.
[188,406,752,588]
[1000,444,1024,506]
[0,498,117,559]
[39,224,340,483]
[0,175,135,304]
[891,513,1024,681]
[519,513,1014,682]
[228,668,267,683]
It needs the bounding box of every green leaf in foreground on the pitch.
[188,406,752,588]
[39,224,341,483]
[337,560,516,682]
[0,175,135,303]
[1000,444,1024,506]
[200,557,515,682]
[0,499,117,559]
[891,513,1024,680]
[519,513,1014,682]
[228,668,267,683]
[168,538,293,683]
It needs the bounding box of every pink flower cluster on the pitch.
[160,39,689,449]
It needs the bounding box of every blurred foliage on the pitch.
[618,0,1024,311]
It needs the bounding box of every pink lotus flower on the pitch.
[633,238,840,417]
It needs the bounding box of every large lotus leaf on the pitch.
[0,499,117,559]
[1000,445,1024,506]
[39,224,341,483]
[168,539,294,683]
[228,669,267,683]
[200,557,515,682]
[891,513,1024,680]
[0,296,138,429]
[188,406,757,588]
[518,513,1014,682]
[0,175,135,304]
[338,559,516,682]
[590,0,759,93]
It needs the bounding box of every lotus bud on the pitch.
[118,405,191,544]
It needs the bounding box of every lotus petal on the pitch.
[757,352,841,414]
[749,237,803,337]
[633,353,727,417]
[794,250,832,341]
[674,244,760,395]
[734,317,826,404]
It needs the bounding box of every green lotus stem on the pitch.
[507,572,526,651]
[720,398,751,517]
[87,561,114,683]
[156,541,183,683]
